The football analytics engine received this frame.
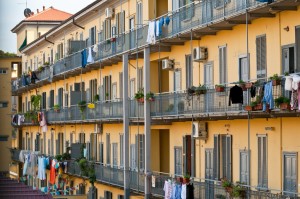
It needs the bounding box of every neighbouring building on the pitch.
[10,0,300,198]
[0,56,21,176]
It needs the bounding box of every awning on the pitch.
[18,36,27,51]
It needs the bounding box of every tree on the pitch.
[0,50,17,58]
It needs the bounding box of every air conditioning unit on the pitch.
[162,59,174,70]
[193,47,208,62]
[105,8,114,19]
[192,122,208,140]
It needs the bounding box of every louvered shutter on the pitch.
[213,134,220,180]
[296,27,300,72]
[106,134,110,165]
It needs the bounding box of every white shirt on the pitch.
[163,180,172,199]
[181,184,187,199]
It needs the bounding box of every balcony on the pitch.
[13,80,299,127]
[12,0,300,95]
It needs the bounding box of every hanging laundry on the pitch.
[147,21,156,44]
[93,44,98,53]
[292,75,300,90]
[50,159,57,184]
[181,184,187,199]
[186,183,194,199]
[163,180,173,199]
[49,65,54,82]
[262,81,274,111]
[250,86,256,98]
[23,153,29,176]
[290,89,298,110]
[29,71,39,84]
[81,49,87,68]
[40,112,48,133]
[285,76,293,91]
[87,47,94,63]
[172,182,182,199]
[165,16,170,25]
[21,75,28,86]
[228,85,243,106]
[38,157,46,180]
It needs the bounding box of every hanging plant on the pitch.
[146,92,155,102]
[135,88,144,103]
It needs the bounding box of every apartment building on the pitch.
[0,56,21,176]
[10,0,300,198]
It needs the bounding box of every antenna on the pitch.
[24,8,32,17]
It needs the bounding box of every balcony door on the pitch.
[204,62,213,112]
[129,17,135,49]
[205,149,214,199]
[283,152,297,197]
[239,56,249,105]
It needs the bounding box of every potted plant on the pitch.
[53,104,60,112]
[232,182,246,198]
[269,73,282,86]
[245,82,253,89]
[183,173,190,184]
[135,89,144,103]
[221,178,233,194]
[244,105,252,111]
[93,94,100,102]
[195,84,207,95]
[275,96,290,110]
[78,100,87,118]
[187,86,196,95]
[146,92,155,102]
[44,62,50,66]
[30,94,41,111]
[238,80,247,91]
[215,84,225,92]
[38,66,44,72]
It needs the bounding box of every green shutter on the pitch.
[18,36,27,51]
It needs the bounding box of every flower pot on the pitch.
[245,82,252,89]
[254,103,263,111]
[54,109,60,113]
[272,79,281,86]
[183,178,190,184]
[148,97,155,102]
[215,86,225,92]
[280,103,290,110]
[137,98,144,103]
[110,37,116,42]
[244,106,252,111]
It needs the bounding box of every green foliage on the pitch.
[195,84,207,95]
[135,89,144,100]
[30,95,41,111]
[275,96,290,107]
[0,50,17,58]
[78,101,87,113]
[146,92,154,101]
[77,158,96,186]
[232,183,246,198]
[55,154,63,161]
[269,73,282,81]
[215,84,225,88]
[24,110,38,123]
[250,101,258,107]
[53,104,60,110]
[93,94,99,102]
[221,178,232,188]
[61,152,71,160]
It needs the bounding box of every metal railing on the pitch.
[13,80,288,126]
[12,0,273,93]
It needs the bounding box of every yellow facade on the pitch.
[10,0,300,198]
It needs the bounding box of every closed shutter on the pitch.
[222,135,232,181]
[104,191,112,199]
[86,88,90,102]
[137,2,143,29]
[22,137,25,150]
[137,68,143,91]
[120,134,124,167]
[183,136,186,174]
[106,134,111,165]
[86,142,90,161]
[99,142,104,163]
[174,70,181,92]
[58,88,63,107]
[130,144,136,170]
[213,134,220,180]
[185,54,192,89]
[119,72,123,99]
[50,90,54,108]
[219,46,227,84]
[116,11,125,35]
[258,135,268,188]
[256,35,266,78]
[174,147,182,175]
[56,139,59,155]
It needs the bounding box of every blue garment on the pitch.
[22,75,28,86]
[174,184,182,199]
[165,16,170,25]
[159,17,164,26]
[262,81,274,111]
[81,49,87,68]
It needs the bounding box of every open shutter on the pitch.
[183,136,186,174]
[106,134,110,165]
[56,139,59,155]
[213,134,220,180]
[99,142,104,163]
[296,27,300,72]
[120,134,124,167]
[226,135,232,181]
[135,135,138,170]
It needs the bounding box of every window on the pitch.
[116,11,125,35]
[295,26,300,72]
[90,133,98,161]
[103,19,112,40]
[89,26,96,46]
[256,35,266,79]
[57,88,63,107]
[119,72,123,99]
[136,134,145,170]
[174,69,181,92]
[174,147,182,175]
[185,54,193,89]
[130,144,136,170]
[89,79,97,102]
[129,79,135,99]
[112,83,117,100]
[49,90,54,109]
[56,132,64,155]
[258,135,268,188]
[137,2,143,29]
[120,134,124,167]
[0,68,7,74]
[41,92,46,110]
[102,75,112,101]
[0,102,8,108]
[112,143,118,167]
[214,134,232,181]
[79,133,85,143]
[219,45,227,84]
[0,135,8,141]
[56,43,64,60]
[137,67,143,91]
[99,142,104,163]
[106,133,111,165]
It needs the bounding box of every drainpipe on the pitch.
[72,18,85,30]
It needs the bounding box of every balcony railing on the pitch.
[67,159,299,198]
[12,0,273,93]
[14,80,288,126]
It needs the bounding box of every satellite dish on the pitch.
[24,8,31,17]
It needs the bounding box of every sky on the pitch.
[0,0,95,53]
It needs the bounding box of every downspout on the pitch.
[72,18,85,30]
[44,36,54,45]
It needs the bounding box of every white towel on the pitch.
[156,20,160,37]
[292,76,300,90]
[285,76,293,91]
[87,47,94,63]
[147,21,156,44]
[93,44,98,53]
